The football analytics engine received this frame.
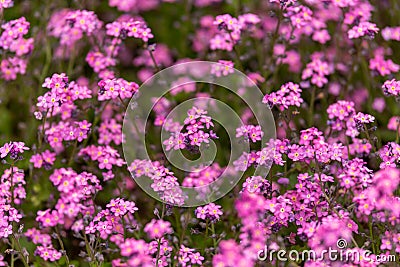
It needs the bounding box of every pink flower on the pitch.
[195,203,223,221]
[48,9,103,46]
[382,79,400,96]
[0,0,13,8]
[0,141,29,159]
[211,60,234,77]
[388,116,400,132]
[36,246,62,262]
[263,82,303,109]
[348,21,379,39]
[285,5,313,29]
[354,112,375,124]
[369,54,400,76]
[144,219,173,239]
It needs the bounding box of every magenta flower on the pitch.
[195,203,223,221]
[144,219,173,239]
[0,141,29,159]
[382,79,400,96]
[348,21,379,39]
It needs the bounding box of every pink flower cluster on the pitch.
[115,238,153,267]
[195,203,223,221]
[0,167,26,238]
[0,0,13,8]
[242,175,271,194]
[36,168,101,228]
[354,112,375,127]
[230,170,362,266]
[354,168,400,223]
[0,141,29,159]
[338,158,373,189]
[380,231,400,254]
[302,56,332,88]
[182,163,223,187]
[369,53,400,76]
[0,17,32,80]
[163,106,217,153]
[327,100,360,137]
[233,139,284,171]
[210,13,260,51]
[99,118,123,145]
[379,142,400,169]
[86,51,116,73]
[348,21,379,39]
[175,245,205,267]
[262,82,303,110]
[210,60,234,77]
[97,78,139,101]
[0,57,27,81]
[45,120,91,149]
[236,125,264,142]
[382,26,400,41]
[25,228,62,262]
[37,73,92,113]
[106,18,153,42]
[35,246,62,262]
[108,0,160,13]
[30,150,56,169]
[284,5,313,29]
[382,79,400,97]
[0,17,32,55]
[85,198,138,239]
[48,9,103,45]
[144,219,173,239]
[308,216,353,255]
[213,240,251,266]
[128,159,185,205]
[79,145,125,171]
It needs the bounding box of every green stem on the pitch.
[155,203,167,267]
[210,221,217,250]
[10,234,29,267]
[355,40,373,114]
[308,86,317,127]
[118,96,128,110]
[38,110,49,151]
[264,8,283,88]
[39,21,52,83]
[83,232,98,267]
[11,237,15,267]
[227,31,244,71]
[82,100,110,148]
[55,229,71,266]
[67,140,78,166]
[148,48,160,72]
[67,48,76,76]
[363,124,377,153]
[122,216,127,240]
[369,218,377,254]
[155,238,162,267]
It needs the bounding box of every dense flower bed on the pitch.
[0,0,399,266]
